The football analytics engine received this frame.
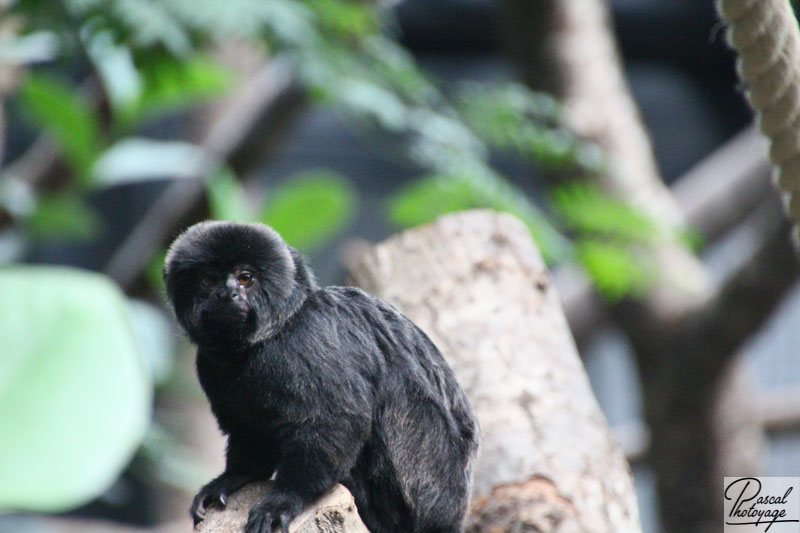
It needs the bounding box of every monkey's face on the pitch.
[164,221,298,348]
[191,264,262,343]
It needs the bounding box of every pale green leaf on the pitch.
[0,267,152,511]
[260,171,356,253]
[92,138,207,185]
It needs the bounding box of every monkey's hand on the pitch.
[190,472,252,525]
[245,489,303,533]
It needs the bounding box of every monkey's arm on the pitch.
[245,418,370,533]
[191,432,279,524]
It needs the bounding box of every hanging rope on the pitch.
[718,0,800,243]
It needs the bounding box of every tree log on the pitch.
[194,483,368,533]
[347,210,641,533]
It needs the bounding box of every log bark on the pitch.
[194,483,368,533]
[347,210,641,533]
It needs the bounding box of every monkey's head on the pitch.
[164,221,308,348]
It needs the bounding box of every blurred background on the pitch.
[0,0,797,532]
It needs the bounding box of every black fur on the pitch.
[164,221,479,533]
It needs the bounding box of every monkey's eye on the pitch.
[236,271,254,287]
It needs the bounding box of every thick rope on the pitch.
[718,0,800,243]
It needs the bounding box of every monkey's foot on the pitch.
[245,491,303,533]
[190,472,252,525]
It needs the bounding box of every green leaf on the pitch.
[19,74,102,180]
[110,0,192,56]
[126,300,175,386]
[86,30,143,115]
[337,78,409,131]
[552,183,657,243]
[27,193,102,242]
[0,30,59,64]
[389,173,571,264]
[388,175,486,228]
[0,266,152,512]
[127,53,232,124]
[260,170,356,253]
[206,168,255,222]
[161,0,316,46]
[305,0,377,38]
[92,138,208,185]
[457,82,605,173]
[576,240,654,300]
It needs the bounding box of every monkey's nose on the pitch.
[225,278,241,300]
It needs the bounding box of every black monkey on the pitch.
[164,221,479,533]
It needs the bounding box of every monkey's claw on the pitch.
[245,510,295,533]
[189,473,250,524]
[245,492,301,533]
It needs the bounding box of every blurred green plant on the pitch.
[261,171,357,252]
[146,168,357,293]
[20,74,103,181]
[389,172,570,263]
[207,168,357,253]
[457,83,605,174]
[0,267,152,512]
[552,184,659,299]
[3,0,572,266]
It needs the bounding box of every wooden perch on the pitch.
[194,483,368,533]
[347,210,641,533]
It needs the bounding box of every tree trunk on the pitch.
[348,210,642,533]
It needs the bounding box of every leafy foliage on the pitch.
[575,240,653,300]
[19,74,103,181]
[457,82,605,174]
[260,170,357,253]
[26,192,102,241]
[389,173,571,264]
[553,183,657,242]
[92,137,208,184]
[121,53,232,124]
[553,184,660,299]
[0,267,151,512]
[205,168,358,254]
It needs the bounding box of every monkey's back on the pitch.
[313,287,479,533]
